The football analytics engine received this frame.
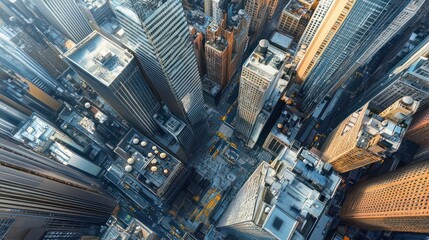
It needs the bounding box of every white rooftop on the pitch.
[244,41,286,81]
[65,32,134,86]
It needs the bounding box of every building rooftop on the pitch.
[12,113,101,176]
[153,107,187,136]
[284,0,311,17]
[206,22,228,51]
[202,77,222,96]
[270,106,302,146]
[186,10,211,33]
[65,32,134,86]
[101,215,160,240]
[353,104,410,156]
[244,40,287,81]
[218,147,341,239]
[270,32,293,51]
[106,129,184,204]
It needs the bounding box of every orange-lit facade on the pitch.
[341,159,429,233]
[321,104,378,173]
[322,97,417,173]
[295,0,355,82]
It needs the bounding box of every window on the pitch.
[0,219,15,239]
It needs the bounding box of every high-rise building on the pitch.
[111,0,207,138]
[0,137,115,240]
[321,97,418,173]
[372,54,429,112]
[294,0,354,82]
[212,0,223,24]
[64,31,161,137]
[405,107,429,160]
[296,0,334,53]
[218,147,341,240]
[0,23,69,79]
[225,9,250,81]
[298,0,417,112]
[205,21,232,88]
[189,26,206,76]
[328,0,426,93]
[267,0,280,18]
[235,40,287,146]
[340,159,429,233]
[342,35,429,123]
[204,0,213,17]
[33,0,93,43]
[77,0,114,28]
[0,30,60,94]
[277,0,313,39]
[245,0,269,42]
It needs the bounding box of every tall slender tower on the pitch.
[0,137,115,240]
[65,32,161,137]
[0,31,59,94]
[0,23,69,79]
[341,159,429,233]
[32,0,92,43]
[298,0,421,112]
[111,0,207,138]
[235,40,287,146]
[245,0,269,42]
[296,0,334,52]
[321,97,418,173]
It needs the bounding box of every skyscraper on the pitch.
[321,97,418,173]
[0,30,59,94]
[0,137,115,240]
[371,53,429,112]
[245,0,269,42]
[212,0,223,24]
[294,0,354,82]
[296,0,334,52]
[340,35,429,123]
[340,159,429,233]
[111,0,207,137]
[205,21,232,88]
[218,147,341,239]
[0,23,69,79]
[235,40,287,147]
[298,0,419,112]
[64,31,161,137]
[33,0,93,43]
